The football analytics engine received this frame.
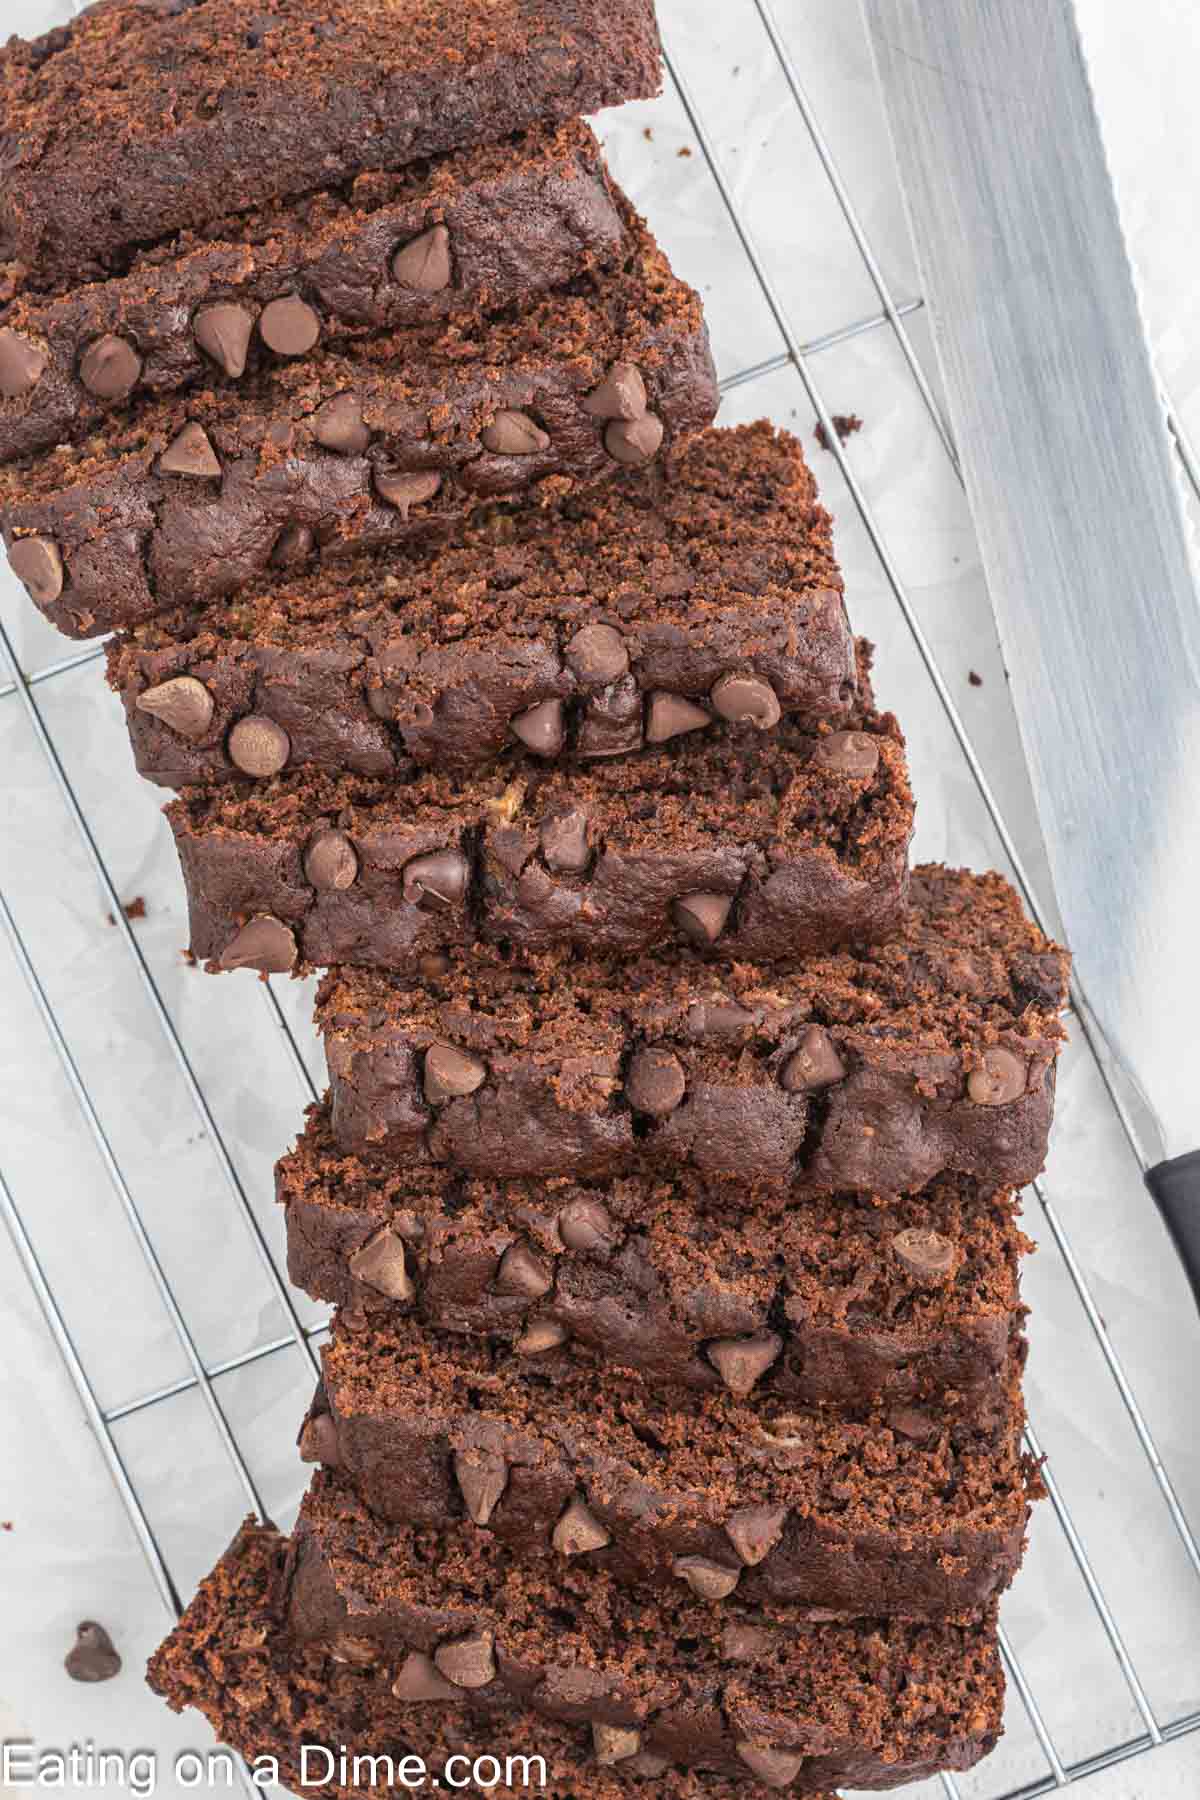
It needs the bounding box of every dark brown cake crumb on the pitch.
[969,670,984,687]
[815,414,863,453]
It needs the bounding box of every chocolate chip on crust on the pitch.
[136,675,214,740]
[434,1631,495,1690]
[625,1047,686,1117]
[193,303,255,379]
[79,334,141,399]
[552,1498,611,1556]
[228,715,291,777]
[483,410,550,456]
[967,1045,1027,1105]
[259,294,321,356]
[392,224,452,292]
[424,1044,487,1103]
[8,536,63,607]
[454,1449,508,1526]
[780,1025,846,1093]
[348,1227,414,1301]
[707,1333,782,1398]
[304,829,359,891]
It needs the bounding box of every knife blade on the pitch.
[861,0,1200,1294]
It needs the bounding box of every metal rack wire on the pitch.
[2,2,1199,1795]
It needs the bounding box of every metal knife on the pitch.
[861,0,1200,1297]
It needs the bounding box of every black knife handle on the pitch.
[1146,1151,1200,1307]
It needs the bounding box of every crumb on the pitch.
[815,414,863,452]
[1,1521,12,1532]
[106,896,147,925]
[182,947,197,967]
[643,126,653,141]
[677,146,693,158]
[968,670,983,688]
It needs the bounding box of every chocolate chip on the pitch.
[434,1631,495,1690]
[814,730,880,778]
[577,675,644,758]
[516,1318,568,1354]
[736,1744,807,1789]
[892,1227,957,1283]
[305,829,359,891]
[374,466,443,516]
[79,334,141,399]
[392,1652,461,1702]
[193,302,255,378]
[424,1043,487,1103]
[495,1242,553,1299]
[0,328,47,398]
[890,1406,937,1441]
[673,892,732,947]
[271,523,316,566]
[565,622,629,686]
[228,714,291,777]
[593,1725,641,1767]
[673,1556,740,1600]
[511,697,565,758]
[313,392,371,454]
[454,1448,508,1525]
[645,691,711,744]
[553,1497,611,1556]
[348,1227,414,1301]
[540,809,591,874]
[298,1412,339,1465]
[64,1622,121,1684]
[707,1332,782,1397]
[605,413,664,464]
[725,1505,787,1566]
[403,850,469,911]
[557,1198,615,1252]
[626,1046,686,1118]
[159,421,221,478]
[685,1000,756,1038]
[582,361,647,422]
[967,1044,1027,1105]
[329,1636,378,1668]
[711,671,782,730]
[8,536,63,607]
[135,675,214,740]
[780,1025,846,1093]
[218,914,298,974]
[392,223,452,292]
[482,410,550,456]
[259,294,321,356]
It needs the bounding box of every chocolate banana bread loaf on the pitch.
[1,0,661,289]
[315,864,1069,1194]
[0,123,623,463]
[108,423,852,787]
[164,696,913,975]
[149,1518,839,1798]
[280,1102,1029,1423]
[2,206,716,638]
[281,1471,1006,1789]
[299,1312,1031,1617]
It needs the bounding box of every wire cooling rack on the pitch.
[2,3,1200,1796]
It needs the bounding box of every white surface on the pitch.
[1,2,1198,1796]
